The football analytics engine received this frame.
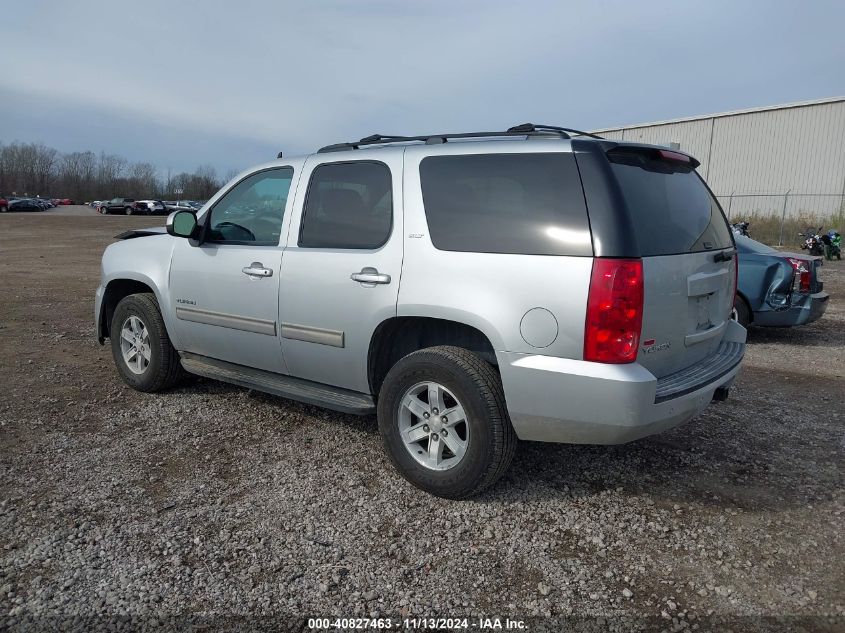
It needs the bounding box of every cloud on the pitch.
[1,0,843,172]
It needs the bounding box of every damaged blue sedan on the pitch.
[733,235,829,328]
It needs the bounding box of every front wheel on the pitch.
[125,206,133,215]
[377,346,517,499]
[110,293,185,392]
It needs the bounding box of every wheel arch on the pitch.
[367,316,498,396]
[98,276,162,342]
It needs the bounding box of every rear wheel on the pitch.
[377,345,516,499]
[110,293,185,392]
[125,206,133,215]
[733,296,751,328]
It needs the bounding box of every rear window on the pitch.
[300,161,393,249]
[419,153,592,256]
[608,148,733,256]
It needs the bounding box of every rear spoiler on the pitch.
[606,144,701,169]
[574,138,701,168]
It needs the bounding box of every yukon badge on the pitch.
[641,339,671,354]
[176,298,197,305]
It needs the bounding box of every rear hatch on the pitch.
[607,147,736,379]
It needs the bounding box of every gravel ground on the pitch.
[1,211,843,632]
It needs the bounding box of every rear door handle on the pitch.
[242,262,273,278]
[351,267,391,285]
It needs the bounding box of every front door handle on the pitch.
[242,262,273,278]
[351,267,391,285]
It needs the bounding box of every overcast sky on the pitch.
[1,0,843,176]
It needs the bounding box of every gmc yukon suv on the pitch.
[95,124,746,498]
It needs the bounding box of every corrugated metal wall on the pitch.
[593,99,845,215]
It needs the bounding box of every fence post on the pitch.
[778,189,791,246]
[727,191,735,220]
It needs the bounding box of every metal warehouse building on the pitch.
[593,97,845,221]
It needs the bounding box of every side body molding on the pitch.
[175,306,277,336]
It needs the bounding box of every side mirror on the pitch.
[166,210,198,238]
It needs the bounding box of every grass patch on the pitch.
[727,210,844,247]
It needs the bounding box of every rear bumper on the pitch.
[498,319,746,445]
[753,291,829,327]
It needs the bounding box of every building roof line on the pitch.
[592,96,845,133]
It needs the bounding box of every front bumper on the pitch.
[498,319,746,445]
[753,291,829,327]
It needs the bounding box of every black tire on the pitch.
[733,296,751,328]
[110,293,185,392]
[377,345,517,499]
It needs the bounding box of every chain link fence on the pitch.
[715,193,845,247]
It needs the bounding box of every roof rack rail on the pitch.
[507,123,605,139]
[316,123,602,153]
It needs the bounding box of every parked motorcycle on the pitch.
[731,221,750,237]
[821,229,841,260]
[799,227,825,256]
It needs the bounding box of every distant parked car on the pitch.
[165,201,198,213]
[7,198,44,212]
[0,197,7,212]
[734,235,829,328]
[100,198,137,215]
[58,198,74,206]
[137,199,167,215]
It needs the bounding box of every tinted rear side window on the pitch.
[300,161,392,249]
[419,153,592,256]
[608,149,732,256]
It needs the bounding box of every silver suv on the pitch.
[95,124,746,498]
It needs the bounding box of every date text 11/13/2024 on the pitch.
[307,617,527,630]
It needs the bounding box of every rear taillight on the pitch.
[787,258,811,293]
[584,258,644,364]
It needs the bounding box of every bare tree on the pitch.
[0,139,230,202]
[58,152,85,200]
[33,144,57,194]
[126,162,159,199]
[0,143,55,196]
[79,151,97,199]
[97,153,127,198]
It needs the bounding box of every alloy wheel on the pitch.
[398,381,469,471]
[119,315,151,375]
